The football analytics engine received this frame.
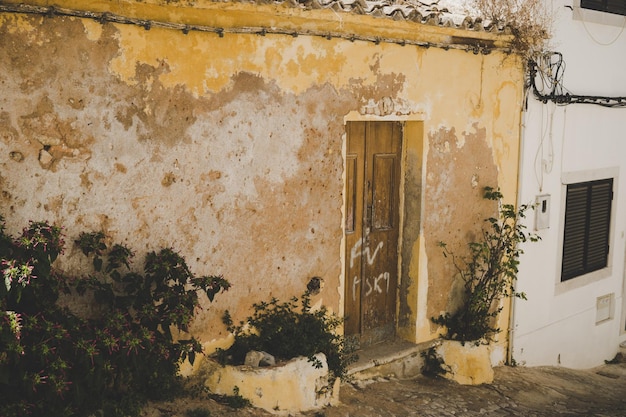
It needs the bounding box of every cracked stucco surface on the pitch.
[0,8,523,347]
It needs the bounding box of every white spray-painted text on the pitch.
[350,238,390,301]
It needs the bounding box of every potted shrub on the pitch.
[431,187,538,384]
[202,289,355,414]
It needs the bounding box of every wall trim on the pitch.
[344,111,426,124]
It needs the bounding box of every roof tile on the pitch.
[280,0,494,33]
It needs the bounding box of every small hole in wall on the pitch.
[9,151,24,162]
[307,277,323,295]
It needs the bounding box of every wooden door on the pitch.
[345,121,402,347]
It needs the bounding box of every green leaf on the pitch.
[110,270,121,282]
[93,257,103,272]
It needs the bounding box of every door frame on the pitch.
[341,111,425,345]
[344,120,403,346]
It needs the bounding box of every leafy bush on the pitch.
[0,218,229,417]
[420,346,447,378]
[219,291,355,383]
[432,187,538,343]
[185,407,212,417]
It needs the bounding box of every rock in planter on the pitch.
[435,340,494,385]
[202,353,339,415]
[244,350,276,367]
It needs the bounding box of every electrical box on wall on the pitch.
[596,293,614,324]
[535,194,550,230]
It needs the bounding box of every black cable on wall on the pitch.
[529,52,626,108]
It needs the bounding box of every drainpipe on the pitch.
[508,87,529,366]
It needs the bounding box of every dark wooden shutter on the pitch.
[561,178,613,281]
[581,0,605,12]
[581,0,626,15]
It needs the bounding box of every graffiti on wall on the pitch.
[349,238,390,301]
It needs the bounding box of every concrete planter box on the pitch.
[202,353,339,414]
[436,340,494,385]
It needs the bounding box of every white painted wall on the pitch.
[514,0,626,368]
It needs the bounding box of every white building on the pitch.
[514,0,626,368]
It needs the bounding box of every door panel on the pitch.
[372,154,396,230]
[344,151,362,336]
[345,121,402,347]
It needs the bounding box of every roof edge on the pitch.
[0,0,515,52]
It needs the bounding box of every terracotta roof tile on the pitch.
[271,0,498,33]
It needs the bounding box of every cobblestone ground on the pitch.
[143,360,626,417]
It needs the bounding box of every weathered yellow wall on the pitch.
[0,1,523,358]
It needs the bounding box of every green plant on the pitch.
[185,407,212,417]
[604,354,623,365]
[219,291,356,384]
[207,386,251,409]
[75,232,230,403]
[0,219,229,417]
[432,187,539,343]
[0,219,74,416]
[421,347,447,378]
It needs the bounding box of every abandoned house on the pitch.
[0,0,529,389]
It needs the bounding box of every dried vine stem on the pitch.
[471,0,554,61]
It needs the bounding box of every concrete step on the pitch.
[347,338,437,381]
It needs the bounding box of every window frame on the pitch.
[580,0,626,16]
[573,0,626,27]
[556,169,618,294]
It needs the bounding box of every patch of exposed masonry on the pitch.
[424,125,498,324]
[398,148,421,329]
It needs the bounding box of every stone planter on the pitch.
[201,353,339,415]
[435,340,494,385]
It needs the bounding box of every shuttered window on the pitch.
[581,0,626,16]
[561,178,613,281]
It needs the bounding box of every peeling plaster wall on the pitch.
[424,125,499,324]
[0,4,524,354]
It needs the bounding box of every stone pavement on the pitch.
[322,360,626,417]
[143,358,626,417]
